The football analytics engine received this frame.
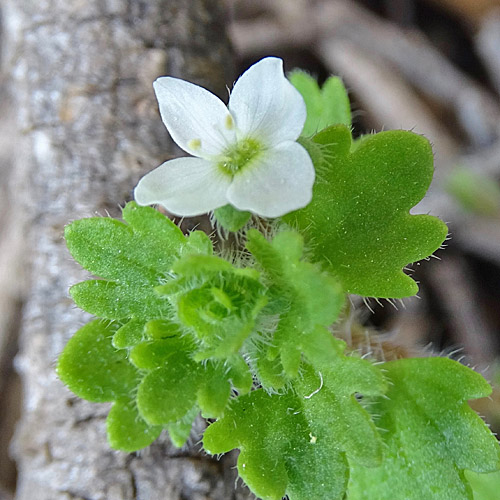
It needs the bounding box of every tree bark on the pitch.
[3,1,251,498]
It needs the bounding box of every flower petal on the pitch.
[227,142,315,218]
[134,157,231,216]
[228,57,306,146]
[154,77,236,158]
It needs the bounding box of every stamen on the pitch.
[225,115,235,130]
[188,138,202,150]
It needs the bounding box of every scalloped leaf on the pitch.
[204,350,386,500]
[284,125,448,298]
[204,388,348,500]
[130,321,251,424]
[137,359,199,425]
[57,320,138,402]
[298,338,387,466]
[289,71,351,135]
[348,358,500,500]
[65,202,211,320]
[107,398,162,452]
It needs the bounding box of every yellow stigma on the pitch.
[225,115,234,130]
[188,138,202,150]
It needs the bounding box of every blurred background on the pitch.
[1,0,500,498]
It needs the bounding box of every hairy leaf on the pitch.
[107,398,162,452]
[348,358,500,500]
[204,388,347,500]
[204,349,385,500]
[247,229,344,380]
[285,125,448,298]
[65,202,210,320]
[57,320,138,402]
[157,253,267,361]
[112,317,146,348]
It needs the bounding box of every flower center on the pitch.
[218,138,262,176]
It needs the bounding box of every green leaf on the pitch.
[65,202,185,282]
[298,340,386,467]
[144,318,183,340]
[214,204,252,232]
[136,353,200,425]
[112,318,145,348]
[158,253,268,361]
[247,229,344,379]
[129,336,192,371]
[130,322,249,425]
[348,358,500,500]
[167,405,199,448]
[204,349,385,500]
[57,320,138,402]
[69,279,169,320]
[65,202,188,319]
[107,398,162,452]
[197,362,231,418]
[204,387,351,500]
[289,71,351,135]
[284,125,448,298]
[226,355,253,395]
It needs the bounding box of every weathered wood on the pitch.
[3,1,251,498]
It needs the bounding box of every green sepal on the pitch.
[182,230,213,256]
[57,320,138,402]
[284,125,448,298]
[348,358,500,500]
[289,71,351,135]
[214,204,252,232]
[107,398,162,452]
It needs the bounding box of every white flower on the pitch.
[134,57,315,218]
